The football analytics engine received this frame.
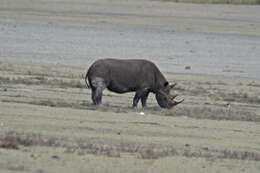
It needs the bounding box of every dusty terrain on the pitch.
[0,0,260,173]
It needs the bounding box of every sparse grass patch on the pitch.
[0,74,86,88]
[1,131,260,161]
[163,105,260,122]
[220,91,260,105]
[248,82,260,88]
[0,76,11,83]
[160,0,260,4]
[221,149,260,161]
[0,131,58,147]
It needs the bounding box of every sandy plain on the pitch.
[0,0,260,173]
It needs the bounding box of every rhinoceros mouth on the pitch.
[155,90,184,109]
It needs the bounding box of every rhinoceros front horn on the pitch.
[170,98,184,107]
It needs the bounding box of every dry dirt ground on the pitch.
[1,62,260,173]
[1,0,260,173]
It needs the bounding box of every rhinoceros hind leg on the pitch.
[91,87,103,105]
[90,77,106,105]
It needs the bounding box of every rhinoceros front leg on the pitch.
[133,89,149,108]
[141,92,149,108]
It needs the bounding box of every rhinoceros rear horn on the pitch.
[170,94,178,100]
[169,83,177,89]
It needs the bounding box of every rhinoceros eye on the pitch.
[164,82,169,87]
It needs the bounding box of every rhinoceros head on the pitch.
[155,82,184,109]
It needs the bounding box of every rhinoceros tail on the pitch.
[85,71,90,89]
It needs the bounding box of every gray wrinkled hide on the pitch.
[85,59,177,108]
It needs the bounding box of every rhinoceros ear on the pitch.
[164,82,169,87]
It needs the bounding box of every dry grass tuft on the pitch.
[0,135,19,149]
[221,150,260,161]
[0,131,59,148]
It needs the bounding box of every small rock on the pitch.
[36,169,44,173]
[202,147,209,151]
[139,112,145,115]
[30,154,38,159]
[185,66,191,70]
[51,155,59,159]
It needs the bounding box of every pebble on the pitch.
[139,112,145,115]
